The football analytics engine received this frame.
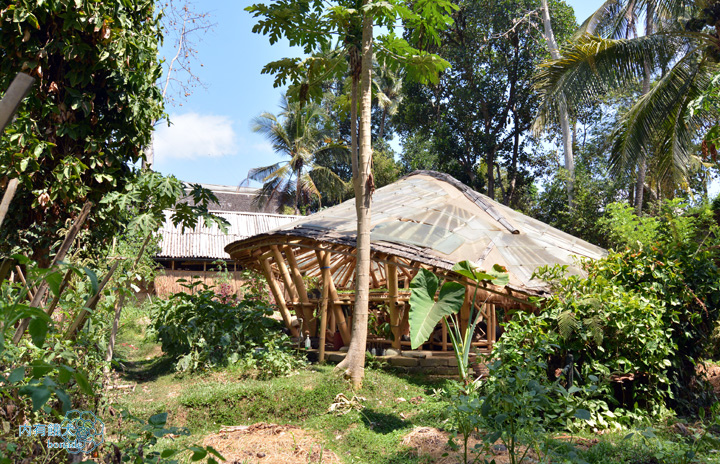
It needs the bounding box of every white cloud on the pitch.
[154,113,238,160]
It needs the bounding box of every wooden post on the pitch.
[259,256,298,337]
[326,272,351,346]
[283,245,315,336]
[13,201,93,343]
[65,260,120,340]
[106,234,152,365]
[0,258,14,283]
[386,257,401,349]
[271,245,298,300]
[316,249,331,362]
[14,265,36,300]
[487,303,496,347]
[0,178,19,230]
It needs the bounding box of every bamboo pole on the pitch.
[283,245,315,336]
[13,201,93,343]
[0,258,14,283]
[271,245,298,300]
[324,267,351,345]
[386,257,401,350]
[14,265,36,300]
[106,234,152,364]
[316,249,331,361]
[0,178,19,230]
[65,260,120,340]
[45,269,73,319]
[259,256,298,337]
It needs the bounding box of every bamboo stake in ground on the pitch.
[316,249,331,362]
[105,234,152,364]
[259,256,299,337]
[65,260,120,340]
[13,201,93,343]
[0,178,19,230]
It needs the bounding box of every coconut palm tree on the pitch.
[247,96,350,214]
[535,0,718,211]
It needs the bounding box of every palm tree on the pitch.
[247,96,349,214]
[535,0,717,212]
[373,61,403,140]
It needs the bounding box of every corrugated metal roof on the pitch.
[157,211,300,260]
[225,171,607,294]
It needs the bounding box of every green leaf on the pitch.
[28,318,48,348]
[161,449,177,458]
[409,269,466,349]
[73,371,93,395]
[149,412,168,427]
[574,409,592,421]
[189,446,207,461]
[45,271,63,297]
[19,385,51,411]
[8,367,25,383]
[83,267,99,295]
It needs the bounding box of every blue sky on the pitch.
[151,1,718,198]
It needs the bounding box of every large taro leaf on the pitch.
[409,269,466,349]
[452,260,509,287]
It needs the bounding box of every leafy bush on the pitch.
[151,282,305,377]
[505,199,720,418]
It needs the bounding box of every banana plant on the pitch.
[409,260,509,383]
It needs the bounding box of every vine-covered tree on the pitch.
[0,0,164,264]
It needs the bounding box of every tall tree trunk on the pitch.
[505,122,520,205]
[295,168,302,215]
[336,9,373,389]
[634,2,654,215]
[541,0,574,208]
[486,147,496,199]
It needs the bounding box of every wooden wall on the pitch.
[154,269,247,297]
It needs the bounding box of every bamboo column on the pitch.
[259,256,298,337]
[316,249,331,361]
[283,245,315,336]
[386,256,401,349]
[270,245,302,321]
[326,272,351,346]
[487,303,496,346]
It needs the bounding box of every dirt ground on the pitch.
[699,363,720,393]
[202,423,584,464]
[203,423,342,464]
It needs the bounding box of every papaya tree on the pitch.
[246,0,455,387]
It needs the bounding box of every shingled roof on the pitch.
[226,171,606,295]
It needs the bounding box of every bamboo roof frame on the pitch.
[225,171,606,352]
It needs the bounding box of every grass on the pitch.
[108,307,720,464]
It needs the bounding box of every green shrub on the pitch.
[151,282,305,377]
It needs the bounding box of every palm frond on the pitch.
[247,162,291,183]
[534,33,680,133]
[609,51,711,178]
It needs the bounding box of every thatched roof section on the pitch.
[157,210,300,260]
[225,171,606,294]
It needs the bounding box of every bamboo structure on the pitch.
[224,171,606,354]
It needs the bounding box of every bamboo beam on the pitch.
[259,256,298,337]
[339,257,356,288]
[283,245,315,336]
[13,201,93,343]
[45,269,73,318]
[65,260,120,340]
[315,249,332,361]
[14,265,36,300]
[324,270,351,345]
[386,257,401,350]
[271,245,298,300]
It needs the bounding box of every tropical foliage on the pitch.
[248,96,349,214]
